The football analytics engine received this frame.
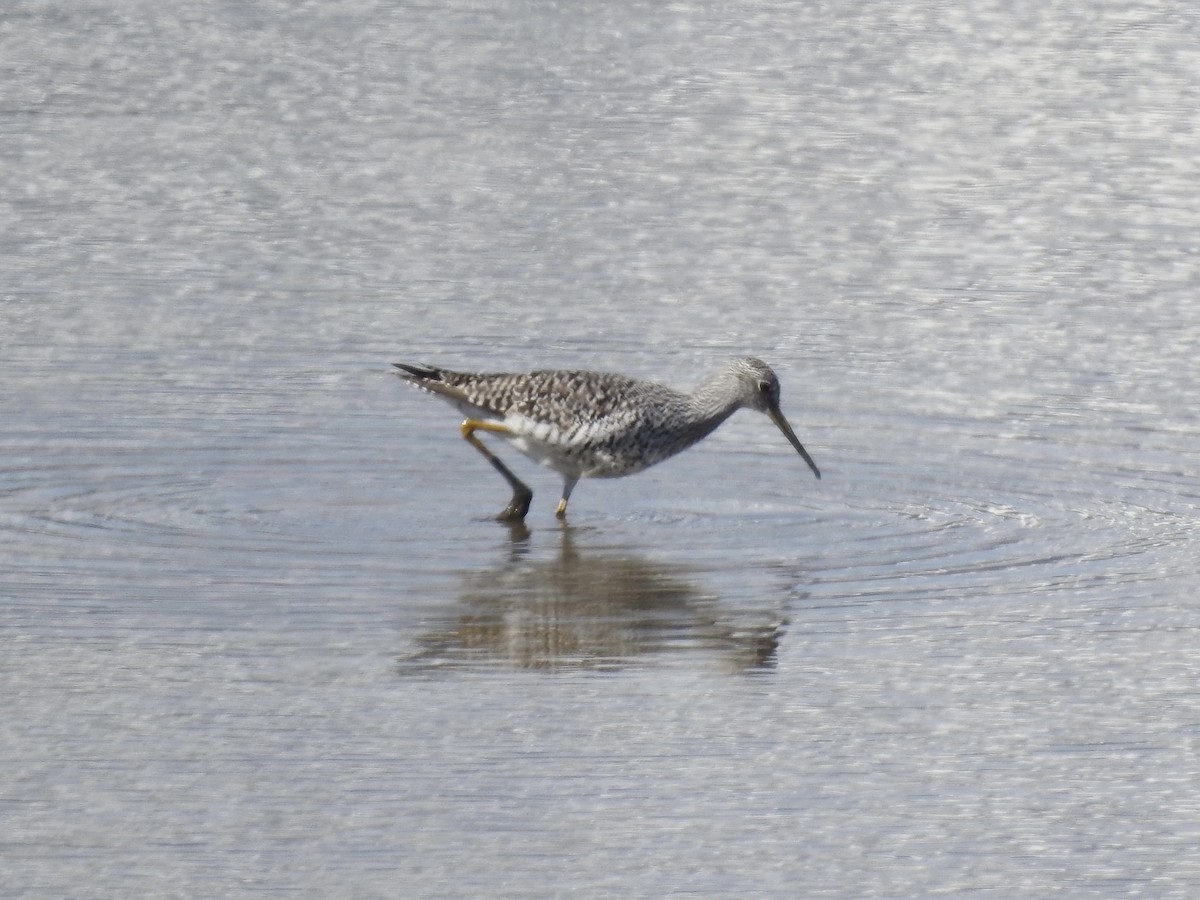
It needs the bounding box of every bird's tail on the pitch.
[393,362,441,381]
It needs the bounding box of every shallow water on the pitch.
[5,0,1200,896]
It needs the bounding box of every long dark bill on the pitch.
[768,406,821,480]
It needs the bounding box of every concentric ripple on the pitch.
[3,385,1197,655]
[785,410,1200,613]
[0,419,449,614]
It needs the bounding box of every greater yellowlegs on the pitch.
[394,357,820,521]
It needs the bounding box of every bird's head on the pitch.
[729,357,821,480]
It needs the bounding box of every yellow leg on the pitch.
[460,419,533,521]
[555,476,578,520]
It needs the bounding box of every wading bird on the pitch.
[394,357,820,521]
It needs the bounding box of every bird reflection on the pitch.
[400,527,785,673]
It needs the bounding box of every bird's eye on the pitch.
[757,381,772,394]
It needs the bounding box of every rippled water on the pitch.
[5,0,1200,896]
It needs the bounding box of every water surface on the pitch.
[4,0,1200,896]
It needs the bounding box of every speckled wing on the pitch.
[393,363,654,431]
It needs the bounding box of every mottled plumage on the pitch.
[394,357,820,521]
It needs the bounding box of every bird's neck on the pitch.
[625,370,746,467]
[686,369,745,431]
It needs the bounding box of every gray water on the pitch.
[5,0,1200,896]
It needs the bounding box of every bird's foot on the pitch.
[497,488,533,522]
